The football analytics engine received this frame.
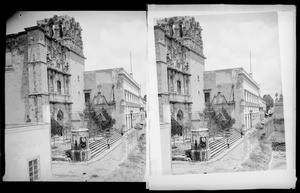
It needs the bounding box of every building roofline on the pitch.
[204,67,260,89]
[84,67,141,90]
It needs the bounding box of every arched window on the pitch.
[57,110,64,121]
[177,80,181,94]
[57,80,61,94]
[177,109,184,122]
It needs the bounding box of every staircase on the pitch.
[171,116,183,136]
[51,117,63,136]
[89,130,122,159]
[209,131,242,158]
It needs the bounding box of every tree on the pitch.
[84,103,116,136]
[263,94,274,113]
[203,105,235,139]
[218,107,235,136]
[51,117,63,147]
[203,105,222,139]
[171,117,182,147]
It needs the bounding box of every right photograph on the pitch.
[152,12,286,175]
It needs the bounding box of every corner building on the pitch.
[4,15,85,181]
[84,68,144,133]
[204,68,261,130]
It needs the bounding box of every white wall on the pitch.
[4,123,52,181]
[69,52,85,119]
[5,50,26,124]
[190,52,205,119]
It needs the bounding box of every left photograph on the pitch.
[4,11,147,181]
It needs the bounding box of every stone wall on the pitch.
[243,117,275,161]
[122,128,143,158]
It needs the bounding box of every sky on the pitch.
[194,12,282,98]
[6,11,147,97]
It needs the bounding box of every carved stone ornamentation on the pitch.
[37,15,84,56]
[156,16,204,56]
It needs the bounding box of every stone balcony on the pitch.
[49,92,72,104]
[169,92,192,103]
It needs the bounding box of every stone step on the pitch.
[89,134,120,149]
[210,132,241,158]
[90,134,121,152]
[89,131,121,146]
[90,134,122,158]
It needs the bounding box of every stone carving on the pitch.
[37,15,83,56]
[156,16,204,56]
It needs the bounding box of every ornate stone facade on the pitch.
[155,16,205,128]
[5,15,85,129]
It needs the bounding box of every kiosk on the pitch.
[190,128,210,161]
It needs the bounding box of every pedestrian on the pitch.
[107,137,110,149]
[227,138,230,148]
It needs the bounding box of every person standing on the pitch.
[107,137,110,149]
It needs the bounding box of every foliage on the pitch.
[84,102,116,133]
[273,118,284,125]
[219,107,236,132]
[203,105,235,136]
[263,94,274,113]
[51,117,63,137]
[171,116,183,137]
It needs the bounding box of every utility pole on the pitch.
[130,52,133,76]
[250,51,252,75]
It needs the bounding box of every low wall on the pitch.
[122,128,143,158]
[243,128,260,160]
[243,117,275,160]
[261,117,275,138]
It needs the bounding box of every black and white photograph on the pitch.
[1,4,296,191]
[146,4,296,190]
[4,11,147,182]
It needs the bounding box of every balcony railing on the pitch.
[49,93,72,104]
[169,92,191,103]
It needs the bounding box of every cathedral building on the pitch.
[5,15,85,129]
[154,16,206,174]
[154,16,206,129]
[5,15,85,181]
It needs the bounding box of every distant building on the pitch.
[259,96,267,120]
[154,16,206,129]
[204,67,261,130]
[84,68,145,133]
[5,15,85,181]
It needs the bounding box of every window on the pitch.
[85,92,90,104]
[205,92,210,104]
[177,80,181,94]
[57,80,61,94]
[28,158,40,181]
